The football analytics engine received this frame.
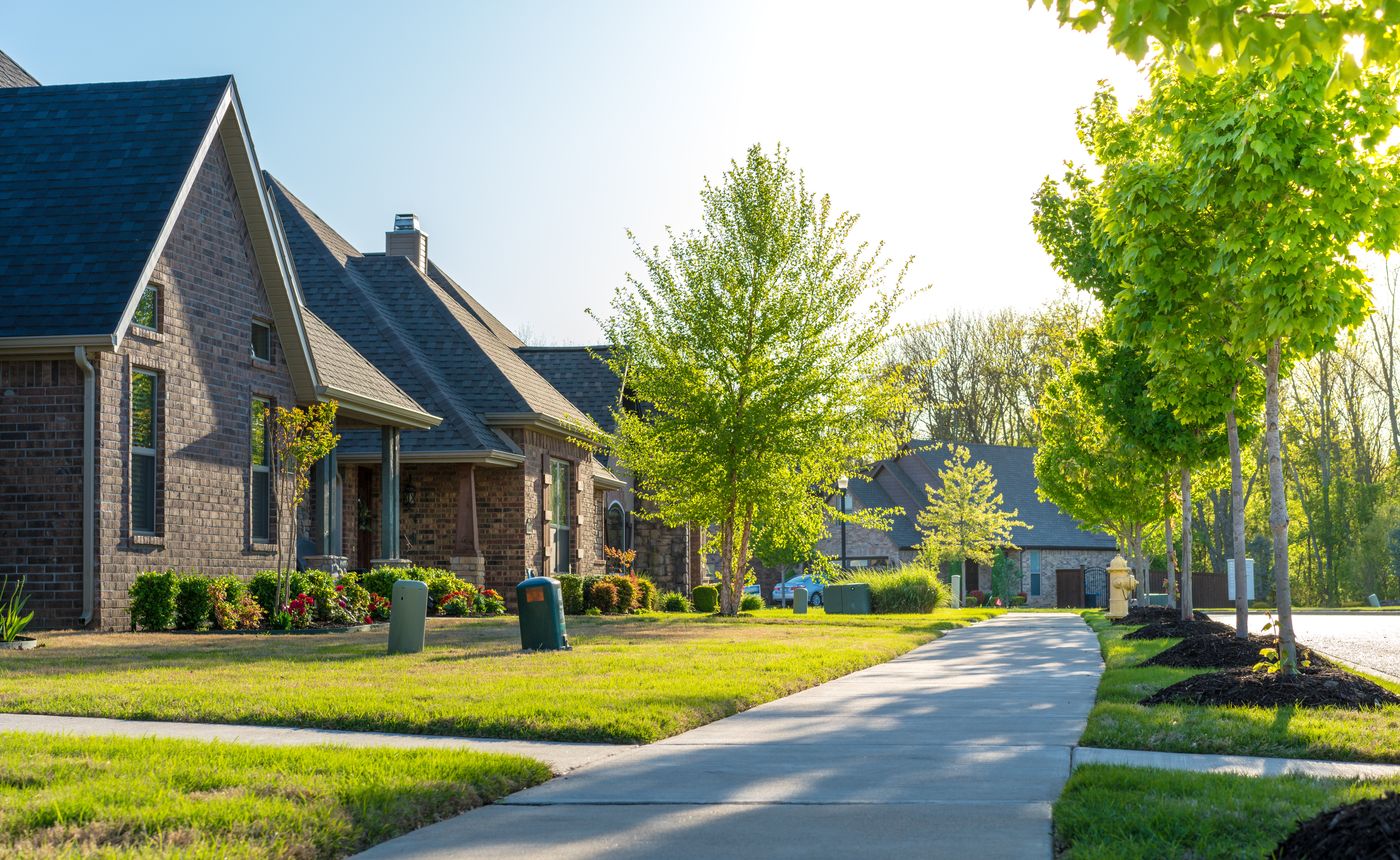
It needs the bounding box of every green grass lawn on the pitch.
[0,731,548,859]
[1079,611,1400,763]
[2,609,998,744]
[1054,764,1400,859]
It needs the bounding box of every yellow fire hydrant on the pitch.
[1107,555,1138,619]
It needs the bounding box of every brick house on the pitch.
[0,59,439,629]
[816,442,1118,608]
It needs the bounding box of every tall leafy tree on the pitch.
[1034,0,1400,80]
[1035,362,1164,591]
[595,145,915,615]
[1098,62,1400,667]
[915,445,1030,594]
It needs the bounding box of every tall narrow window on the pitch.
[1029,549,1042,597]
[131,370,158,533]
[251,321,271,362]
[133,284,159,331]
[251,398,271,542]
[604,501,625,552]
[550,458,570,573]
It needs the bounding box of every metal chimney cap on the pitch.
[392,213,419,232]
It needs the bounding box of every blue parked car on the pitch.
[771,574,825,607]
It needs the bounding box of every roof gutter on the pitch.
[316,385,441,430]
[74,347,95,627]
[0,334,115,357]
[482,411,601,443]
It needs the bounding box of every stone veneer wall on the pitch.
[0,360,86,627]
[93,141,299,630]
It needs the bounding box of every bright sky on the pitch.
[8,1,1150,344]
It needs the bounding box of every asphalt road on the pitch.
[1209,613,1400,681]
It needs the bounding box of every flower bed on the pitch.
[129,566,506,634]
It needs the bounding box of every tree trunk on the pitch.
[718,513,736,616]
[735,503,754,615]
[1180,467,1193,619]
[1227,402,1250,639]
[1266,340,1300,671]
[1164,477,1177,610]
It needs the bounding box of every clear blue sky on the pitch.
[7,1,1147,344]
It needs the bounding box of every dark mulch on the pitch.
[1141,666,1400,710]
[1275,792,1400,859]
[1110,605,1211,626]
[1141,633,1335,670]
[1123,617,1235,640]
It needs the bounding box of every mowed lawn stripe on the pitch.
[0,731,549,859]
[0,610,998,744]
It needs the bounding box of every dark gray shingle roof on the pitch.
[516,346,621,434]
[0,76,230,339]
[0,50,39,88]
[860,442,1116,551]
[266,174,591,458]
[301,308,425,416]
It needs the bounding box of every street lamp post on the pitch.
[837,476,849,571]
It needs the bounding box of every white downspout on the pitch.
[74,347,95,626]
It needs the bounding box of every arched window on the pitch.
[605,501,626,551]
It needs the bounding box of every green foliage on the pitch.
[740,593,765,612]
[422,569,474,614]
[691,585,719,613]
[440,588,479,618]
[302,570,338,624]
[916,445,1029,568]
[362,567,412,601]
[248,569,306,617]
[660,591,692,612]
[174,573,214,631]
[989,553,1021,604]
[1033,0,1400,82]
[594,144,915,614]
[269,401,340,609]
[129,570,178,632]
[834,564,949,614]
[558,574,584,615]
[586,581,619,614]
[209,576,261,631]
[610,575,638,613]
[635,576,658,612]
[0,578,34,643]
[337,580,372,623]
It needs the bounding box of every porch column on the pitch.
[328,448,342,557]
[380,426,400,561]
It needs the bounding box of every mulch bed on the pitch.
[1123,617,1235,640]
[1141,633,1334,670]
[1110,605,1211,626]
[1141,666,1400,710]
[1275,792,1400,859]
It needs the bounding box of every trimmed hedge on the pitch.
[130,570,178,632]
[174,574,214,631]
[558,574,584,614]
[691,585,719,613]
[587,581,619,613]
[636,576,658,611]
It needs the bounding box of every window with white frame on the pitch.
[131,370,158,533]
[549,458,571,573]
[251,398,272,542]
[133,284,159,331]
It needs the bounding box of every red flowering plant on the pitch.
[440,589,477,618]
[367,593,391,623]
[285,593,316,628]
[474,588,506,616]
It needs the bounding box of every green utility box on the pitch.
[517,576,570,651]
[792,586,808,614]
[825,583,872,615]
[387,579,428,655]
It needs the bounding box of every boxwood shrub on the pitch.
[691,585,719,613]
[130,570,178,631]
[558,574,584,614]
[660,591,691,612]
[174,573,214,630]
[740,593,764,612]
[635,576,658,612]
[248,569,309,616]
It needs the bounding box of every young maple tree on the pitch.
[269,401,340,610]
[595,144,915,616]
[915,445,1029,597]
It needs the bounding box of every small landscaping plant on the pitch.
[636,576,658,611]
[362,566,413,601]
[475,588,506,615]
[691,585,719,613]
[249,569,309,618]
[209,577,263,631]
[660,591,691,612]
[609,574,638,613]
[368,593,392,622]
[558,574,584,614]
[175,573,214,631]
[130,570,178,631]
[587,581,619,614]
[285,593,316,629]
[440,588,478,618]
[966,589,985,607]
[0,577,34,643]
[335,580,372,624]
[740,593,764,612]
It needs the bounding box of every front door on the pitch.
[1056,569,1085,608]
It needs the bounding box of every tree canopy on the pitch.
[595,144,914,614]
[915,445,1029,573]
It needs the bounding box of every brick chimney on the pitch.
[386,213,428,272]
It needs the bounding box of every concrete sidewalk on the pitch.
[0,712,629,774]
[1074,746,1400,780]
[353,612,1103,860]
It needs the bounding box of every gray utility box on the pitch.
[517,576,570,651]
[792,586,808,614]
[825,583,872,615]
[387,579,428,655]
